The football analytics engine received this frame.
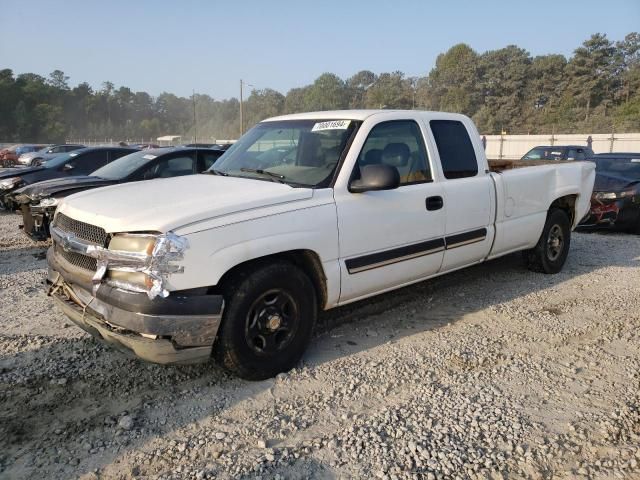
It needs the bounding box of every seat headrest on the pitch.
[363,148,382,165]
[382,143,410,167]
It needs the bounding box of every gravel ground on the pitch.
[0,210,639,480]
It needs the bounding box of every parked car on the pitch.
[128,143,160,150]
[1,144,49,167]
[578,153,640,232]
[521,145,594,161]
[45,110,595,379]
[14,147,226,240]
[0,147,138,209]
[17,144,85,166]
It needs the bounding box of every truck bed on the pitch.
[488,159,577,173]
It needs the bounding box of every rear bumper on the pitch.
[47,248,224,365]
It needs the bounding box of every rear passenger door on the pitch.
[429,120,493,271]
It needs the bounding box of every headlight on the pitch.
[594,189,637,201]
[39,197,59,207]
[0,177,21,190]
[106,234,158,290]
[594,192,618,200]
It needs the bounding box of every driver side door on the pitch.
[335,119,446,303]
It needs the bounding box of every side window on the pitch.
[139,153,196,180]
[200,150,223,171]
[51,146,64,153]
[574,149,586,161]
[567,148,578,160]
[355,120,431,185]
[430,120,478,179]
[110,150,133,162]
[68,151,109,174]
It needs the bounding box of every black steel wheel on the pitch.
[245,289,299,356]
[215,261,317,380]
[523,208,571,274]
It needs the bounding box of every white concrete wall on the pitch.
[484,133,640,159]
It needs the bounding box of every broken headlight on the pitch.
[38,197,59,207]
[0,177,21,190]
[102,232,188,297]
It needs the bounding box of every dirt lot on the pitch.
[0,210,639,480]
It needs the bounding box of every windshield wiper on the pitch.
[202,169,228,176]
[240,168,286,182]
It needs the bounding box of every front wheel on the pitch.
[523,208,571,274]
[30,158,42,166]
[215,261,317,380]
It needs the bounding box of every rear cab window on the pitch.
[429,120,478,179]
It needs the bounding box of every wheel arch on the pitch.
[209,249,328,310]
[549,194,578,225]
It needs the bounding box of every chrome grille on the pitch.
[54,213,108,246]
[55,243,98,272]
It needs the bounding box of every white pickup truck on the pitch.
[46,110,596,379]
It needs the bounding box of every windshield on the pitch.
[91,150,160,180]
[594,157,640,179]
[522,147,565,160]
[43,149,87,169]
[210,119,359,187]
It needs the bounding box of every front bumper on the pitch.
[47,248,224,365]
[579,198,640,229]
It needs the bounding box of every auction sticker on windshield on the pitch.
[311,120,351,132]
[143,154,157,160]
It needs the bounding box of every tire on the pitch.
[30,158,42,166]
[215,261,317,380]
[523,208,571,274]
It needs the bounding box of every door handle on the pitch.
[426,196,443,211]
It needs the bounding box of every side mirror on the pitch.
[349,164,400,193]
[63,163,74,171]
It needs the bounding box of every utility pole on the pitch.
[239,79,244,137]
[192,89,197,144]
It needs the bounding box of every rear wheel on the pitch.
[523,208,571,274]
[215,261,317,380]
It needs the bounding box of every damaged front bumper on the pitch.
[578,198,640,230]
[46,248,224,365]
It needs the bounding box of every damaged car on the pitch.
[46,110,595,379]
[0,146,138,210]
[578,153,640,232]
[14,147,226,240]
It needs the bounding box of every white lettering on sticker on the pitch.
[311,120,351,132]
[631,159,640,163]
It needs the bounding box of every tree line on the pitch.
[1,32,638,143]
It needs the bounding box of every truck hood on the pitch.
[16,175,116,199]
[57,174,314,233]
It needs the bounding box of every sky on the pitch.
[1,0,639,100]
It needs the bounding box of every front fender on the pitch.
[165,204,341,305]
